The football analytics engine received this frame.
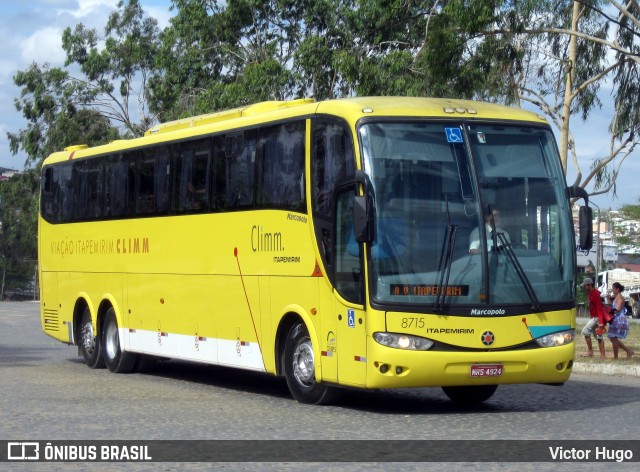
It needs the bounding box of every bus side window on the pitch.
[174,139,211,213]
[311,119,355,281]
[73,158,103,221]
[155,147,171,214]
[258,121,305,212]
[212,136,227,211]
[136,154,156,215]
[334,188,363,304]
[41,167,56,222]
[226,130,256,209]
[57,163,74,223]
[105,153,135,218]
[136,147,170,216]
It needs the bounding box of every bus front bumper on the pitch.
[364,341,574,389]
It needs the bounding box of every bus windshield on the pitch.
[359,121,575,309]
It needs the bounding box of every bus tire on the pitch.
[102,307,137,373]
[283,321,340,405]
[79,307,105,369]
[442,385,498,403]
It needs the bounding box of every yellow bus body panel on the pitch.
[39,97,570,393]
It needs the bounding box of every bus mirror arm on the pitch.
[354,170,375,244]
[566,185,588,206]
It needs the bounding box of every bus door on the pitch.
[333,189,367,387]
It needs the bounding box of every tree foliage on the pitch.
[61,0,161,135]
[7,63,120,168]
[620,200,640,221]
[5,0,640,295]
[0,171,39,299]
[150,0,435,118]
[421,1,640,196]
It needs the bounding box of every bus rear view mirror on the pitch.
[353,195,374,244]
[579,205,593,251]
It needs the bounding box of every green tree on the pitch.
[5,1,160,302]
[62,0,161,135]
[150,0,437,117]
[151,0,302,118]
[417,0,640,198]
[7,61,120,167]
[0,171,39,300]
[620,201,640,221]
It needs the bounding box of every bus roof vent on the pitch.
[144,98,315,136]
[144,107,246,136]
[64,145,89,151]
[241,98,314,116]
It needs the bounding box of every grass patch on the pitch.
[575,318,640,363]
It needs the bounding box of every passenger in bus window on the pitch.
[187,182,207,209]
[469,207,510,253]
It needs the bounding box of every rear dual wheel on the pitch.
[79,307,105,369]
[102,308,137,373]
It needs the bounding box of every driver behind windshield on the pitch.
[469,207,511,254]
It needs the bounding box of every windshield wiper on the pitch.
[435,224,458,311]
[435,196,458,311]
[496,233,541,311]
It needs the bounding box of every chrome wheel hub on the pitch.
[105,321,118,360]
[292,339,315,386]
[82,323,95,354]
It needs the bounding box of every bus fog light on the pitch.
[373,332,434,351]
[535,329,574,348]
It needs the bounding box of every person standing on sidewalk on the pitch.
[608,282,634,360]
[580,278,606,359]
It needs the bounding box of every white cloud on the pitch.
[20,27,66,64]
[63,0,120,19]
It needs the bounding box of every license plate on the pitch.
[470,364,503,377]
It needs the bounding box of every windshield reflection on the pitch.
[359,121,575,309]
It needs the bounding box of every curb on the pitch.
[572,361,640,377]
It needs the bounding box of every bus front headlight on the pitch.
[535,329,574,348]
[373,332,434,351]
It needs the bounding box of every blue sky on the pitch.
[0,0,636,210]
[0,0,172,168]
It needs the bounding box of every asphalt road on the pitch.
[1,302,639,471]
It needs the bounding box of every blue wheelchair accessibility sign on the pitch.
[347,309,355,328]
[445,127,463,143]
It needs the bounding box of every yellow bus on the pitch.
[39,97,591,404]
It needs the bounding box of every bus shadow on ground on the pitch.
[99,355,640,414]
[0,345,66,367]
[133,357,293,400]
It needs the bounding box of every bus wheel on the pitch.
[102,308,137,373]
[284,322,339,405]
[79,307,104,369]
[442,385,498,404]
